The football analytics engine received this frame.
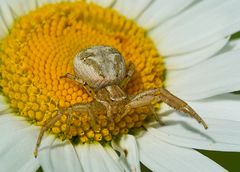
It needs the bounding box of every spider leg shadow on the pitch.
[0,107,13,115]
[38,137,70,155]
[150,109,216,143]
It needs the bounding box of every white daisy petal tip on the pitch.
[118,135,141,172]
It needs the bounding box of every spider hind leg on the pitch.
[123,88,208,129]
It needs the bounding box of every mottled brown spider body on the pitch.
[34,45,208,157]
[73,45,126,89]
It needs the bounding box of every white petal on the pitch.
[0,1,15,29]
[0,114,40,172]
[228,39,240,50]
[36,0,65,7]
[149,109,240,151]
[75,144,92,172]
[5,0,37,17]
[75,143,123,172]
[105,146,128,172]
[119,135,140,172]
[138,131,226,172]
[52,0,67,2]
[165,37,229,70]
[188,94,240,121]
[151,0,240,56]
[167,50,240,100]
[38,137,84,172]
[113,0,151,20]
[37,135,55,171]
[0,114,28,133]
[18,158,40,172]
[137,0,194,30]
[87,0,115,7]
[0,95,10,112]
[36,0,51,6]
[0,15,8,38]
[218,39,240,54]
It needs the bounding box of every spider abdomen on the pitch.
[73,45,126,89]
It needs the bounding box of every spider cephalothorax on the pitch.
[34,45,208,157]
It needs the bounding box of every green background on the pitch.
[200,151,240,172]
[140,151,240,172]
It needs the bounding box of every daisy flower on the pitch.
[0,0,240,172]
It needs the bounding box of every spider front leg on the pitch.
[122,88,208,129]
[121,89,164,124]
[34,103,93,158]
[60,73,96,98]
[61,73,115,122]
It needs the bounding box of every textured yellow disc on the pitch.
[0,2,165,143]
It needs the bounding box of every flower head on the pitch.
[0,0,240,172]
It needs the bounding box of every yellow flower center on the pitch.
[0,2,165,143]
